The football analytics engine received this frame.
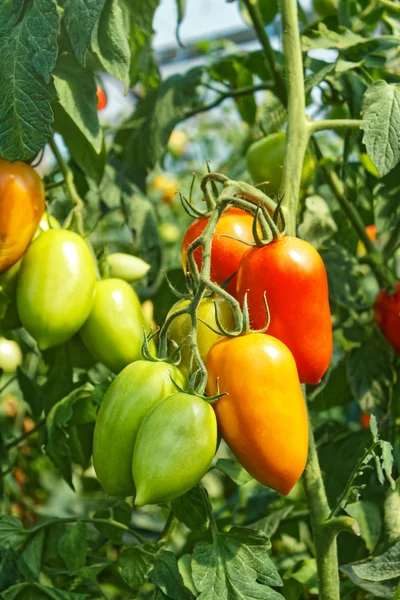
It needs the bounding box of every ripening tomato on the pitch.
[236,236,332,384]
[17,230,97,350]
[246,133,315,198]
[0,337,23,372]
[96,85,107,111]
[93,360,185,497]
[360,411,371,429]
[374,282,400,355]
[80,278,154,373]
[151,174,179,205]
[0,159,45,273]
[206,333,308,495]
[166,296,235,375]
[132,392,217,506]
[181,208,255,295]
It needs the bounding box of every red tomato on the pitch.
[181,208,255,295]
[96,86,107,111]
[374,282,400,354]
[236,236,332,384]
[360,411,371,428]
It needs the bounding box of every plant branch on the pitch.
[49,138,85,235]
[45,179,66,191]
[380,0,400,11]
[159,511,177,544]
[279,0,309,235]
[183,83,274,120]
[383,217,400,262]
[308,119,362,134]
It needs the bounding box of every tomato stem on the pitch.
[308,119,362,134]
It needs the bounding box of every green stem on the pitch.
[31,517,145,543]
[383,218,400,262]
[279,0,309,235]
[380,0,400,11]
[159,511,177,543]
[308,119,362,133]
[302,415,341,600]
[49,138,85,235]
[241,0,287,104]
[45,179,65,191]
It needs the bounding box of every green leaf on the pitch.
[192,528,283,600]
[17,369,43,418]
[171,485,209,531]
[347,329,395,413]
[340,564,399,598]
[120,542,159,590]
[64,0,106,65]
[2,583,88,599]
[0,517,29,553]
[93,501,132,544]
[352,541,400,581]
[298,195,337,249]
[321,242,365,309]
[361,81,400,177]
[59,522,88,572]
[149,550,193,600]
[250,507,294,539]
[0,0,59,161]
[92,0,130,90]
[310,360,354,411]
[41,345,76,414]
[45,384,97,488]
[214,458,253,486]
[53,53,102,153]
[345,501,382,553]
[384,480,400,546]
[17,529,45,580]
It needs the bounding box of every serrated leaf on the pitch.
[298,195,337,249]
[384,480,400,546]
[17,369,43,418]
[53,53,102,153]
[340,564,399,598]
[17,529,45,580]
[171,485,209,531]
[381,441,396,489]
[347,330,395,413]
[149,550,193,600]
[0,517,29,553]
[64,0,106,65]
[0,0,59,160]
[214,458,253,486]
[352,541,400,581]
[192,528,283,600]
[321,242,365,309]
[120,543,159,590]
[59,523,88,572]
[361,81,400,177]
[92,0,130,89]
[41,345,76,414]
[250,507,294,539]
[2,583,88,600]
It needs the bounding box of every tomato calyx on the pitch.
[142,327,185,367]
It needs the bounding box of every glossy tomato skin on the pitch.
[96,85,107,110]
[236,236,332,384]
[181,208,254,295]
[132,392,217,506]
[93,360,185,497]
[374,282,400,355]
[167,296,235,376]
[105,253,150,282]
[206,333,308,495]
[80,278,154,373]
[246,133,315,197]
[0,160,45,273]
[17,230,96,350]
[0,337,23,372]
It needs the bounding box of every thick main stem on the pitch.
[302,418,341,600]
[279,0,309,235]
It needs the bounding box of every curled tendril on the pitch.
[180,192,207,219]
[164,272,191,300]
[273,194,286,233]
[169,370,226,404]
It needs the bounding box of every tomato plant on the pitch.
[374,282,400,354]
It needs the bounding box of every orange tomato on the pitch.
[96,85,107,111]
[181,208,255,295]
[152,174,179,205]
[360,411,371,428]
[206,333,309,495]
[0,160,45,273]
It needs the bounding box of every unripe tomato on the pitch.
[93,360,185,497]
[17,230,96,350]
[33,213,60,239]
[360,411,371,429]
[246,133,315,197]
[80,278,154,373]
[132,392,217,506]
[374,282,400,355]
[0,159,45,273]
[236,236,332,384]
[168,130,188,158]
[66,334,97,370]
[206,333,308,495]
[159,222,180,244]
[105,253,150,282]
[166,296,235,375]
[0,337,22,372]
[181,208,255,295]
[0,260,22,331]
[96,85,107,111]
[151,174,179,205]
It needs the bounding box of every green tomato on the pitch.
[246,132,315,197]
[66,334,97,370]
[360,154,380,178]
[167,297,235,376]
[80,278,154,373]
[93,360,185,497]
[0,337,22,372]
[0,260,22,332]
[105,253,150,282]
[159,223,180,244]
[132,392,217,506]
[17,230,96,350]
